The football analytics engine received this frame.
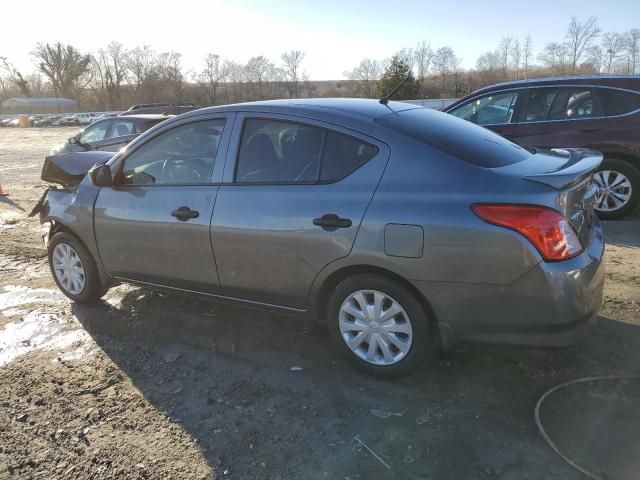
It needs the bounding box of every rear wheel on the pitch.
[327,274,435,378]
[593,159,640,219]
[48,232,109,303]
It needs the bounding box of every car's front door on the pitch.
[98,118,139,152]
[510,86,606,149]
[210,114,389,309]
[94,115,233,292]
[446,90,521,140]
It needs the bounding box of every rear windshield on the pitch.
[375,107,531,167]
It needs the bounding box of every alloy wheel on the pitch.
[338,290,413,366]
[52,243,86,295]
[593,170,633,213]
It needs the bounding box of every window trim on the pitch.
[112,116,230,188]
[448,90,522,127]
[231,115,380,186]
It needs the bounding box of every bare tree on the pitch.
[566,16,601,73]
[197,53,229,105]
[414,40,433,96]
[1,57,31,97]
[344,58,382,98]
[539,42,569,74]
[587,45,604,73]
[245,56,273,99]
[625,29,640,74]
[602,32,624,73]
[90,42,127,109]
[394,48,415,70]
[155,51,184,102]
[281,50,305,98]
[510,39,522,80]
[476,51,501,84]
[433,47,454,95]
[32,42,91,98]
[523,35,533,79]
[498,37,514,80]
[125,46,156,100]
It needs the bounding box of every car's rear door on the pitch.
[94,114,233,292]
[511,86,606,149]
[210,113,389,309]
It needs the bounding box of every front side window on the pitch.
[449,92,518,125]
[600,88,640,116]
[120,119,225,185]
[79,122,109,144]
[523,88,602,122]
[108,120,135,139]
[235,119,378,183]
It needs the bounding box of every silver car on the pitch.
[36,99,605,377]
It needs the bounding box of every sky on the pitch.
[2,0,639,80]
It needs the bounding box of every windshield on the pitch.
[376,107,531,167]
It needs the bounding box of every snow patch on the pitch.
[0,286,95,366]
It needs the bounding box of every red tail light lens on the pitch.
[471,204,583,262]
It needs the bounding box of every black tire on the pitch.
[326,274,436,378]
[48,232,109,303]
[594,159,640,220]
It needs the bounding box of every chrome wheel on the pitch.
[338,290,413,366]
[594,170,632,213]
[52,243,86,295]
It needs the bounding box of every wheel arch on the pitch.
[311,264,441,344]
[45,219,113,286]
[598,149,640,170]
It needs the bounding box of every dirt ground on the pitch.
[0,127,639,480]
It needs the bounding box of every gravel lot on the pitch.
[1,127,639,480]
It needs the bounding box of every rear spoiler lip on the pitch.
[523,148,603,190]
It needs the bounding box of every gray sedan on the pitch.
[37,99,604,377]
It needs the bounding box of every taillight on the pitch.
[471,204,583,262]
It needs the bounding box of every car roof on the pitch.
[472,74,640,95]
[182,98,421,123]
[116,114,172,120]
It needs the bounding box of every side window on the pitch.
[522,89,558,122]
[79,122,108,143]
[120,119,225,185]
[600,88,640,116]
[320,132,378,181]
[108,120,135,138]
[235,119,379,184]
[449,92,518,125]
[524,88,602,122]
[235,119,324,183]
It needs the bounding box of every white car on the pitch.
[60,113,96,126]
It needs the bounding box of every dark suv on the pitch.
[444,75,640,219]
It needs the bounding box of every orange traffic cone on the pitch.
[0,184,7,196]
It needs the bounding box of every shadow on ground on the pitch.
[67,289,640,480]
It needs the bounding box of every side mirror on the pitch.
[89,163,113,187]
[68,136,78,144]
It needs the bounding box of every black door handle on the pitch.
[171,206,199,221]
[313,213,352,229]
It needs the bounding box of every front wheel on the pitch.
[593,159,640,219]
[48,232,109,303]
[326,274,436,378]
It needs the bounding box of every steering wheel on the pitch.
[162,155,203,183]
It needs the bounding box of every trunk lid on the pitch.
[492,148,602,247]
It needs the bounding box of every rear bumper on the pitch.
[415,218,605,349]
